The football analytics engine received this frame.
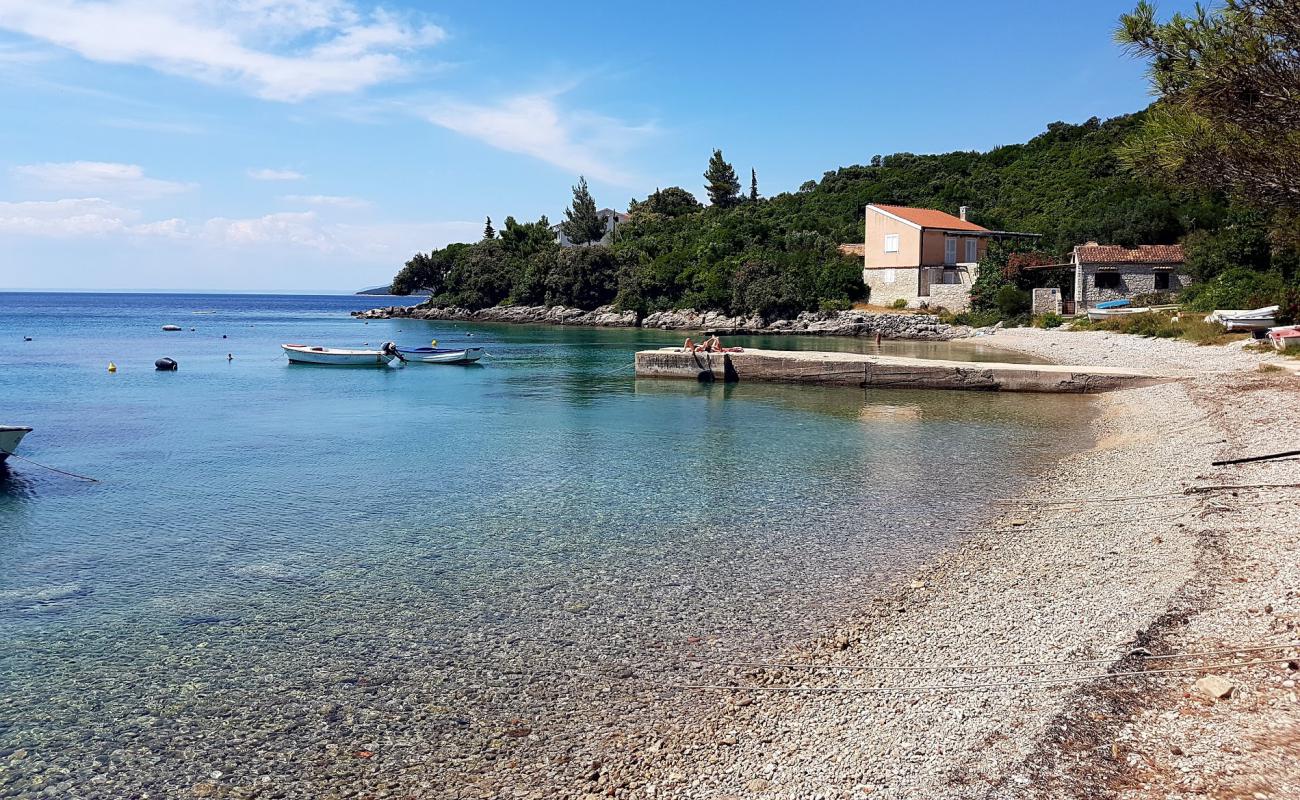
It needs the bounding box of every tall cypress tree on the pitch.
[561,176,606,244]
[749,168,759,202]
[704,149,741,208]
[483,216,495,240]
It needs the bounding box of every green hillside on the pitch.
[391,111,1252,319]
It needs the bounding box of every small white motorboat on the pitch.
[162,324,182,331]
[1206,306,1279,332]
[1267,325,1300,352]
[1087,306,1150,321]
[0,425,32,462]
[396,346,484,364]
[282,343,400,366]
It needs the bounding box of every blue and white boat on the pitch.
[396,346,484,364]
[0,425,32,462]
[1087,299,1149,321]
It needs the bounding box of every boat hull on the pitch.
[397,347,484,364]
[282,345,396,366]
[0,426,32,462]
[1087,307,1151,322]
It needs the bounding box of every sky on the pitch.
[0,0,1200,293]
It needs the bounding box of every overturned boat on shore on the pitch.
[1206,306,1279,332]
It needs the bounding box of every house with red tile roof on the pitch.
[1070,241,1187,311]
[855,203,1037,311]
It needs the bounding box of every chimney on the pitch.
[959,206,969,221]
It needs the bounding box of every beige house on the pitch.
[859,204,992,311]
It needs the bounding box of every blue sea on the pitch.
[0,292,1090,797]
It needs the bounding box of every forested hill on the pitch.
[390,111,1231,319]
[757,111,1220,253]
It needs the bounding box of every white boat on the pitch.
[396,346,484,364]
[1267,325,1300,352]
[162,324,182,331]
[0,426,32,462]
[282,343,399,366]
[1087,306,1151,321]
[1206,306,1279,332]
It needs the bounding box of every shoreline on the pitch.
[352,302,976,341]
[548,327,1298,798]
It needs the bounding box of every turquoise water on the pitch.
[0,293,1086,797]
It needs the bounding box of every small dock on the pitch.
[633,348,1170,393]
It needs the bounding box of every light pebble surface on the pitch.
[569,326,1299,799]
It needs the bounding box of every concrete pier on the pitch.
[633,348,1170,393]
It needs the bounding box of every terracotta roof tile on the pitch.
[838,243,866,257]
[1075,244,1185,264]
[869,204,988,232]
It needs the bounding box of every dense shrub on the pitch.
[1180,267,1287,312]
[1035,312,1064,328]
[995,285,1031,317]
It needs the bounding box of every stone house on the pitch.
[551,208,630,247]
[1070,242,1188,311]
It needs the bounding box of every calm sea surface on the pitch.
[0,292,1089,797]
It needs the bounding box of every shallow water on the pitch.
[0,293,1090,796]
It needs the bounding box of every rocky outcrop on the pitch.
[353,304,971,340]
[352,304,638,327]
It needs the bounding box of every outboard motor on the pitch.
[155,357,179,371]
[380,341,405,363]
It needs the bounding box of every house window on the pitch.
[1154,272,1171,291]
[944,237,957,264]
[942,270,960,285]
[883,268,896,284]
[1095,272,1121,289]
[884,234,899,253]
[965,238,977,262]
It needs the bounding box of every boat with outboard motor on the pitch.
[396,344,484,364]
[282,342,402,366]
[0,425,32,462]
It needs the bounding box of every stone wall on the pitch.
[1078,265,1188,308]
[1032,287,1062,316]
[353,304,973,341]
[863,267,921,308]
[926,284,972,313]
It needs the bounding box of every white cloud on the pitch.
[281,193,368,208]
[13,161,194,198]
[0,0,446,102]
[0,197,181,237]
[248,168,305,181]
[0,198,479,257]
[421,92,655,186]
[203,210,337,250]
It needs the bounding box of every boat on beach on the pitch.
[1206,306,1279,332]
[396,346,484,364]
[1267,325,1300,352]
[282,343,401,366]
[1087,304,1151,321]
[0,425,32,462]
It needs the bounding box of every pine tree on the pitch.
[704,149,741,208]
[561,176,606,244]
[483,216,495,240]
[749,168,759,202]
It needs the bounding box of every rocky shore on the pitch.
[352,303,971,340]
[580,328,1297,800]
[433,328,1296,799]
